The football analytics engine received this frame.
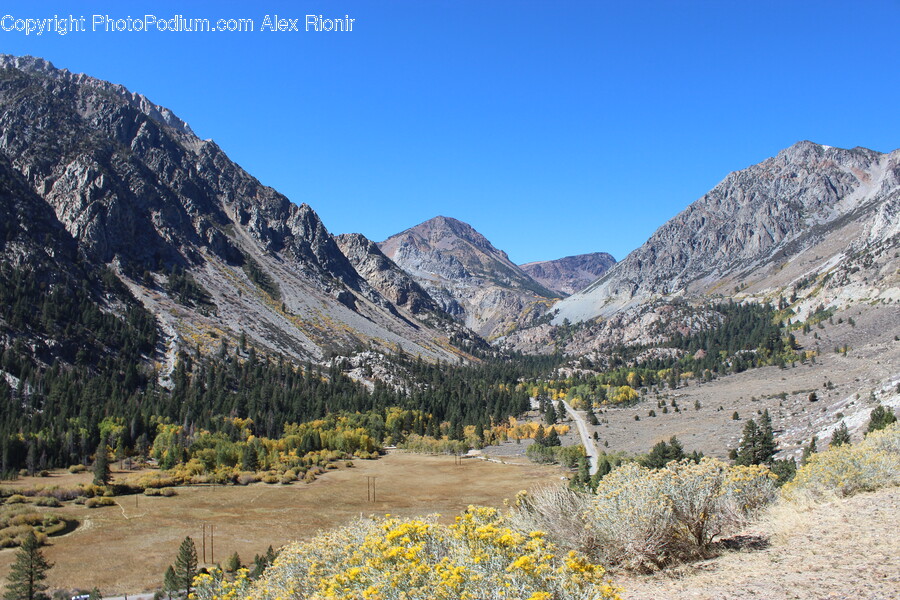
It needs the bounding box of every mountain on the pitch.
[0,55,467,368]
[378,216,561,339]
[554,141,900,324]
[520,252,616,296]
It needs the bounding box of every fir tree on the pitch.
[172,537,198,598]
[93,444,110,486]
[225,552,242,573]
[163,565,177,600]
[830,422,851,447]
[866,405,897,434]
[801,436,818,465]
[3,531,53,600]
[544,427,561,447]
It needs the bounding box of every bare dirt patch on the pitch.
[0,451,562,595]
[614,486,900,600]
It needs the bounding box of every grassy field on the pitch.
[0,451,563,595]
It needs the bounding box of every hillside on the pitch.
[0,55,467,369]
[554,142,900,324]
[379,216,561,338]
[617,486,900,600]
[521,252,616,296]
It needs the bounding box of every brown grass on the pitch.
[0,451,562,595]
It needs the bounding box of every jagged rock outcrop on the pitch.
[0,55,467,364]
[554,142,900,324]
[379,216,560,339]
[520,252,616,296]
[334,233,442,316]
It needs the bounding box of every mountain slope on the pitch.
[554,141,900,323]
[0,55,465,366]
[378,216,560,339]
[520,252,616,296]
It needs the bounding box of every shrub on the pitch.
[783,422,900,500]
[587,459,775,570]
[68,465,87,474]
[506,485,596,555]
[236,472,259,486]
[85,497,116,509]
[192,507,621,600]
[32,497,60,508]
[6,495,27,504]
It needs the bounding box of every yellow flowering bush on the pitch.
[192,506,621,600]
[783,422,900,500]
[588,458,775,570]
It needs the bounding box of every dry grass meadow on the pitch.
[0,452,563,595]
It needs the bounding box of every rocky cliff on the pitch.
[0,55,467,366]
[554,142,900,324]
[520,252,616,296]
[379,216,560,339]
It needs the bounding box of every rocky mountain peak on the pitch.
[553,142,899,324]
[379,216,559,338]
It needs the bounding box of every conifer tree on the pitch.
[866,405,897,434]
[533,425,545,446]
[225,552,242,573]
[172,536,198,598]
[544,427,561,447]
[163,565,177,599]
[3,531,53,600]
[830,422,851,447]
[93,443,110,486]
[801,436,818,465]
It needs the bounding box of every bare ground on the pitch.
[614,486,900,600]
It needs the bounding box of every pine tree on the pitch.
[533,425,545,446]
[735,419,759,465]
[830,422,851,447]
[172,536,198,598]
[225,552,242,573]
[801,436,818,465]
[758,409,778,462]
[544,427,561,447]
[866,405,897,434]
[3,531,53,600]
[163,565,177,599]
[93,444,110,486]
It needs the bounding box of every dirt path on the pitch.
[562,399,600,474]
[614,486,900,600]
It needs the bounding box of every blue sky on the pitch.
[2,1,898,264]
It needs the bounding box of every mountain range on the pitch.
[1,54,898,375]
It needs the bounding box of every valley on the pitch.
[0,54,897,600]
[0,453,563,594]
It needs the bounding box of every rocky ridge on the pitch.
[553,141,900,324]
[520,252,616,296]
[0,55,467,365]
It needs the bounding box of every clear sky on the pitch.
[2,0,898,264]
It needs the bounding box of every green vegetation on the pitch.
[3,530,53,600]
[242,255,281,301]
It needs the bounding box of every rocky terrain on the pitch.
[520,252,616,296]
[379,216,561,339]
[0,55,469,368]
[554,142,900,324]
